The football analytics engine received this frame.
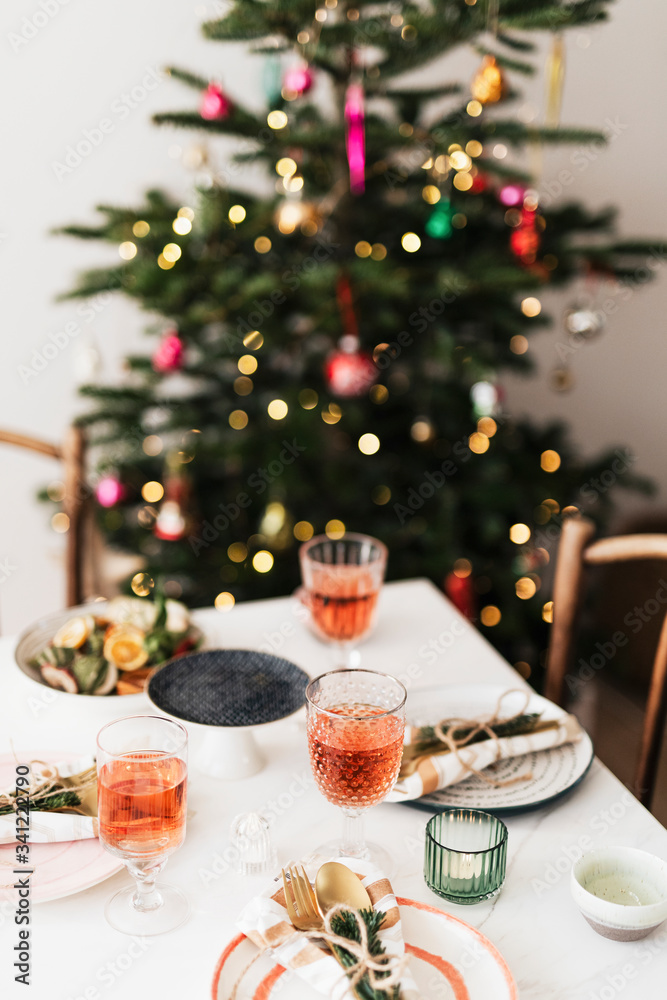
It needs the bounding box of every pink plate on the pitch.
[211,896,516,1000]
[0,751,122,904]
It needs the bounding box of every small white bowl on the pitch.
[571,847,667,941]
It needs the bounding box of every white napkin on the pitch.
[0,756,98,845]
[236,855,420,1000]
[386,714,583,802]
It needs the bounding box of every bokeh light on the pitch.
[358,433,380,454]
[141,481,164,503]
[215,592,236,612]
[509,523,531,544]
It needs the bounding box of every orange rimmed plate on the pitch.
[211,896,516,1000]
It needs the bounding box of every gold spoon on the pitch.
[315,861,372,914]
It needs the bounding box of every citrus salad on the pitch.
[31,595,200,695]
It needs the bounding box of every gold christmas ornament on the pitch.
[545,34,566,128]
[471,55,506,105]
[550,367,575,392]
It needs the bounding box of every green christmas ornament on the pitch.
[425,199,454,240]
[262,53,283,104]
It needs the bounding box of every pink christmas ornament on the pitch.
[345,83,366,195]
[283,62,314,97]
[499,184,525,207]
[200,83,231,121]
[152,333,184,373]
[96,476,125,508]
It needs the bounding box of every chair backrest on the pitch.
[0,426,86,607]
[546,514,667,808]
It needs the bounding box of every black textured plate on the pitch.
[147,649,309,727]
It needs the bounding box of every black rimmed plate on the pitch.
[398,684,594,816]
[147,649,309,727]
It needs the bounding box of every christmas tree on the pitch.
[55,0,658,674]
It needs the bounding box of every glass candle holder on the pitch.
[424,808,508,905]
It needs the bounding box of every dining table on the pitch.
[2,577,667,1000]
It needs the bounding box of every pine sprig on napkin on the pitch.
[399,712,562,779]
[0,789,81,816]
[410,712,541,749]
[330,908,400,1000]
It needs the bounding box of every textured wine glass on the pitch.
[96,715,189,935]
[299,533,388,669]
[424,809,508,904]
[306,669,406,871]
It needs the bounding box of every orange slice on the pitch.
[53,615,94,649]
[103,624,148,671]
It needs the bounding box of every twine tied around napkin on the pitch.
[431,688,536,787]
[0,760,97,816]
[231,902,408,1000]
[309,903,408,994]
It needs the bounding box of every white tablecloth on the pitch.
[2,579,667,999]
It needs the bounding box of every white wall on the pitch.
[1,0,665,632]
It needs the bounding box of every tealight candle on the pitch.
[424,808,508,905]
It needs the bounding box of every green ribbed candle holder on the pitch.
[424,809,508,905]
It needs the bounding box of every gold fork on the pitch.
[282,865,374,1000]
[281,865,324,931]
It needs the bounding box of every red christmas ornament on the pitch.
[325,275,377,396]
[154,500,187,541]
[469,171,489,194]
[152,333,184,373]
[283,62,314,97]
[200,83,231,121]
[325,337,377,397]
[510,209,541,263]
[154,456,192,542]
[444,571,477,621]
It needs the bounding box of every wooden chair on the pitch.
[546,514,667,808]
[0,426,86,607]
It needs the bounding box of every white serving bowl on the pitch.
[14,600,200,703]
[571,847,667,941]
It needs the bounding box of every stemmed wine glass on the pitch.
[298,533,388,669]
[96,715,189,935]
[306,669,406,871]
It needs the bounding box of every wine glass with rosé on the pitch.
[306,669,406,871]
[96,715,189,935]
[299,533,388,669]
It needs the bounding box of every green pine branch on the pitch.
[165,66,211,92]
